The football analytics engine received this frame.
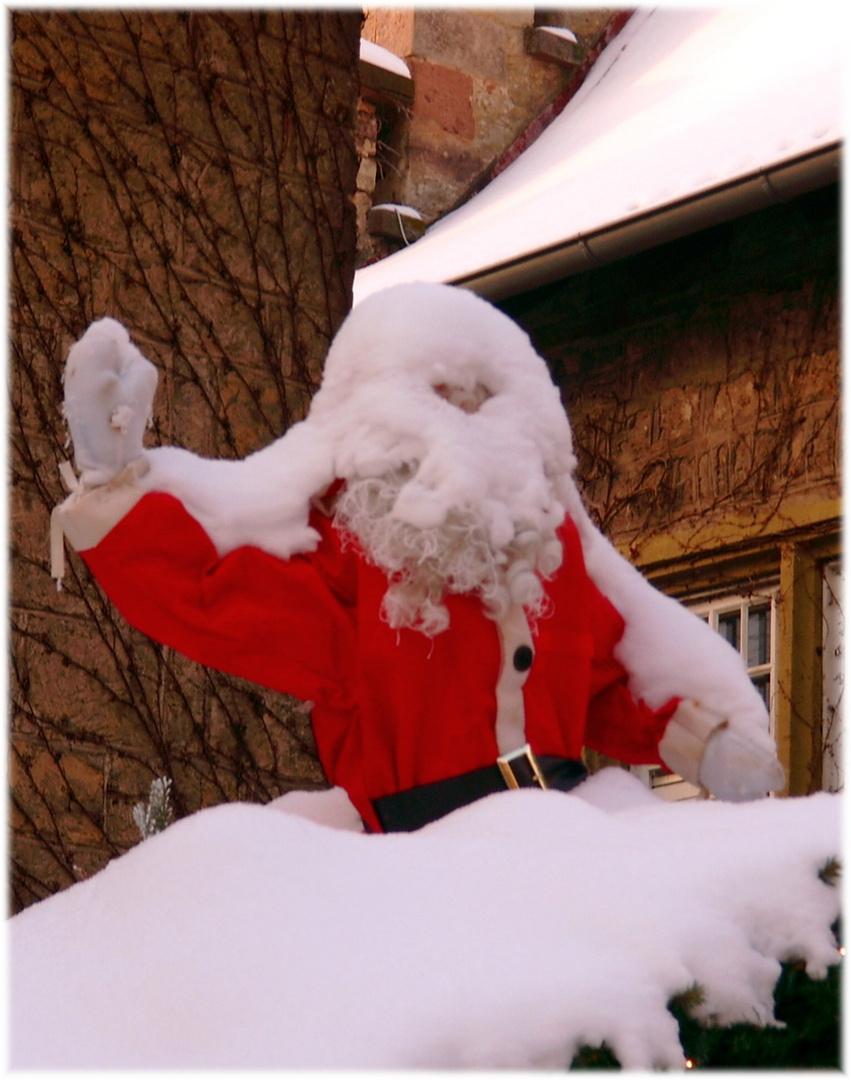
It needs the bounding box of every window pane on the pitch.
[747,605,770,667]
[751,672,770,708]
[717,611,741,651]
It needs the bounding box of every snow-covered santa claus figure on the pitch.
[53,283,784,832]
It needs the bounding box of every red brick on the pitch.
[410,59,475,141]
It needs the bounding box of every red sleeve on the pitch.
[582,576,678,767]
[80,492,357,715]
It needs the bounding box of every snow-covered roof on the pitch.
[354,6,842,305]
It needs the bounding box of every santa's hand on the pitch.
[698,722,785,802]
[63,318,158,487]
[659,699,784,801]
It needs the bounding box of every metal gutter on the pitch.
[457,142,841,302]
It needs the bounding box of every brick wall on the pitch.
[10,10,361,911]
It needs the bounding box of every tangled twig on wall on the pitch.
[567,290,839,560]
[10,9,361,912]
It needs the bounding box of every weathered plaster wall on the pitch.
[570,286,838,562]
[501,186,840,566]
[10,10,361,911]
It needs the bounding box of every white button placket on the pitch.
[494,603,534,756]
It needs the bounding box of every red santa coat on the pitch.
[81,491,677,832]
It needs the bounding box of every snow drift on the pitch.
[9,771,841,1070]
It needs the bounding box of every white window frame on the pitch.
[635,585,779,800]
[689,589,778,736]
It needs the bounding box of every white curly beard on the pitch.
[334,468,563,636]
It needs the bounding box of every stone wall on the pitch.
[353,96,386,267]
[10,10,361,911]
[501,185,840,568]
[361,8,616,225]
[568,287,839,563]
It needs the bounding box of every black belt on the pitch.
[372,744,587,832]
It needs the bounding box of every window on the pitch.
[694,592,777,727]
[822,560,843,792]
[635,588,778,801]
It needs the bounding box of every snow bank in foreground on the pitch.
[9,771,841,1070]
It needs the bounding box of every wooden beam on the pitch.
[524,26,585,68]
[359,58,414,107]
[625,498,841,571]
[775,543,824,795]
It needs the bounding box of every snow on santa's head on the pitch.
[299,283,579,633]
[310,283,576,541]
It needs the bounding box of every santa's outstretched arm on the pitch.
[52,319,335,585]
[563,483,785,801]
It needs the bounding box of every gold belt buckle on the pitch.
[497,743,549,790]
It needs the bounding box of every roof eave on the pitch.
[455,142,841,302]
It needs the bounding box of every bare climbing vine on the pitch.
[565,288,840,559]
[10,9,361,912]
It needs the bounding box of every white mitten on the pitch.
[698,722,786,802]
[659,698,784,802]
[63,318,158,487]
